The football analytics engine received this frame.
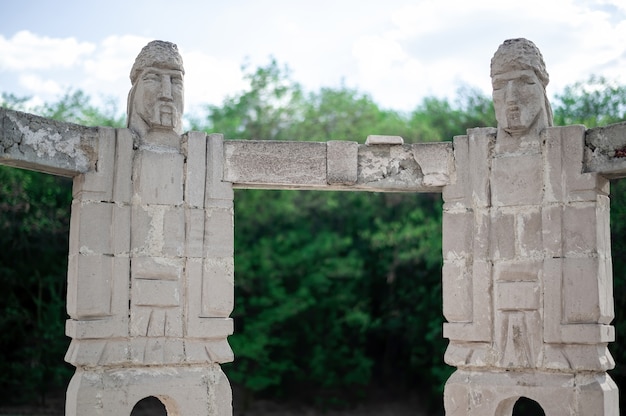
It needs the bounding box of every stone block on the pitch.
[563,203,598,256]
[66,317,128,339]
[132,150,184,205]
[543,127,564,203]
[201,257,234,317]
[223,140,327,188]
[576,374,619,416]
[206,133,233,200]
[326,140,358,185]
[563,257,602,324]
[130,307,183,338]
[493,260,541,282]
[542,205,562,257]
[412,142,454,187]
[67,253,112,319]
[356,144,424,191]
[185,316,234,341]
[467,128,495,208]
[497,310,542,368]
[69,200,112,255]
[204,206,234,258]
[491,153,542,206]
[72,126,115,201]
[442,211,473,260]
[596,195,612,258]
[496,281,540,310]
[472,208,490,260]
[184,131,207,207]
[132,279,180,307]
[516,208,542,257]
[131,205,184,257]
[65,365,233,416]
[442,262,472,322]
[163,207,185,256]
[548,125,610,202]
[131,256,183,281]
[365,135,404,145]
[443,260,492,342]
[112,128,133,203]
[442,135,469,207]
[65,339,130,367]
[489,210,515,260]
[185,208,205,258]
[185,260,235,335]
[111,205,131,255]
[184,339,235,364]
[130,337,185,364]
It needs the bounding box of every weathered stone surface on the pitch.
[365,135,404,145]
[224,140,327,188]
[223,139,453,192]
[66,365,232,416]
[585,121,626,178]
[0,107,98,176]
[327,140,358,185]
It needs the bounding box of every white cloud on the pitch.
[0,30,95,70]
[183,50,246,112]
[18,74,63,96]
[83,35,151,83]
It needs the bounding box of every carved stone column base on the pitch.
[444,369,618,416]
[65,364,232,416]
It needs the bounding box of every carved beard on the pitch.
[147,102,179,130]
[503,105,540,136]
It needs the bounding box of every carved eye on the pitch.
[142,73,160,82]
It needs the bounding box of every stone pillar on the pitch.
[65,128,234,415]
[442,126,618,415]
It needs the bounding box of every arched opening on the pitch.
[512,396,545,416]
[130,396,168,416]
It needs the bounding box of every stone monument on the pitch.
[442,38,618,415]
[1,38,626,415]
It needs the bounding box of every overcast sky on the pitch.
[2,0,626,117]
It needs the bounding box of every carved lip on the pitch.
[159,104,174,114]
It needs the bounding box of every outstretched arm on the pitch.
[0,107,99,177]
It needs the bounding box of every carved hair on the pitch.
[129,40,184,84]
[490,38,549,86]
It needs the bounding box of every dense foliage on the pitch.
[1,69,626,411]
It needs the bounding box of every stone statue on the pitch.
[62,40,235,415]
[127,40,185,141]
[442,38,618,415]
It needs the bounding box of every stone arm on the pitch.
[0,107,99,177]
[585,121,626,179]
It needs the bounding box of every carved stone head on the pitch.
[127,41,185,139]
[490,38,553,138]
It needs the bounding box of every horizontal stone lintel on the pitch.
[224,139,453,193]
[584,122,626,179]
[0,107,99,177]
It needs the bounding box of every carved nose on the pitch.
[159,75,173,101]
